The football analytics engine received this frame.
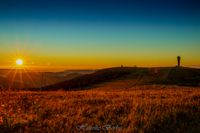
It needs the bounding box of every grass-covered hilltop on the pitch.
[38,66,200,91]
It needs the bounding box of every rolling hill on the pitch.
[35,66,200,91]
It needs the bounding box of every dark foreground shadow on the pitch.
[144,106,200,133]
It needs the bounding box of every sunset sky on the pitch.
[0,0,200,70]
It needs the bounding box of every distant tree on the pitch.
[177,56,181,67]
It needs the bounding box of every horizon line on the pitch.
[0,65,199,72]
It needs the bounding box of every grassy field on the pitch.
[0,86,200,133]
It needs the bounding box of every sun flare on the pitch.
[16,59,23,66]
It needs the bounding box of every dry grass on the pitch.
[0,86,200,133]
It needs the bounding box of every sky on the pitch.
[0,0,200,70]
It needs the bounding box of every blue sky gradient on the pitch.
[0,0,200,68]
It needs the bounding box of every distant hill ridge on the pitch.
[32,66,200,91]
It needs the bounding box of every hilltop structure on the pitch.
[177,56,181,67]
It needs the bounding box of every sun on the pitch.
[16,58,23,66]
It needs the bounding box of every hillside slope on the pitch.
[40,67,134,90]
[33,67,200,91]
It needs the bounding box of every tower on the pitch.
[177,56,181,67]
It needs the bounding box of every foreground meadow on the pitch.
[0,86,200,133]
